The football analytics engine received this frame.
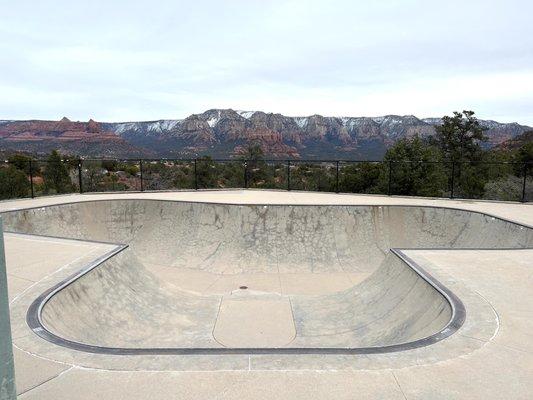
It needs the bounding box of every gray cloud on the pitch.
[1,0,532,124]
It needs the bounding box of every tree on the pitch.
[101,159,118,172]
[339,162,383,194]
[291,162,336,191]
[196,156,216,188]
[0,166,29,199]
[82,163,105,192]
[240,144,268,187]
[432,111,489,198]
[383,136,448,197]
[43,150,73,194]
[8,154,36,175]
[434,110,487,162]
[514,135,533,176]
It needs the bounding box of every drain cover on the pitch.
[239,285,248,290]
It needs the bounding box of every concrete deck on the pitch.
[0,190,531,399]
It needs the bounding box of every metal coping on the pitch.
[6,199,530,356]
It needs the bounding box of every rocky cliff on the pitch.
[0,117,152,157]
[1,110,530,159]
[105,109,531,159]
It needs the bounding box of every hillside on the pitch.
[1,110,530,159]
[103,109,532,159]
[0,118,152,158]
[496,130,533,150]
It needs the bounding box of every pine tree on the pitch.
[43,150,72,194]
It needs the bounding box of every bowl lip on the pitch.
[1,196,532,230]
[3,199,529,356]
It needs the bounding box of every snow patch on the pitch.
[205,110,222,127]
[206,117,219,127]
[236,110,255,119]
[293,117,309,129]
[113,120,181,133]
[371,116,404,125]
[340,117,361,130]
[147,120,181,131]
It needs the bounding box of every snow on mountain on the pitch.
[236,110,256,119]
[205,110,222,127]
[293,117,309,129]
[421,118,442,125]
[111,120,181,134]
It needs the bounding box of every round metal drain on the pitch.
[239,285,248,290]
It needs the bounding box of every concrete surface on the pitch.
[5,200,530,351]
[213,295,296,347]
[0,190,530,399]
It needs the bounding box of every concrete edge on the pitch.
[1,187,531,206]
[1,197,532,230]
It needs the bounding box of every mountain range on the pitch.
[0,109,531,159]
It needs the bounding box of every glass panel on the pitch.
[390,161,449,198]
[247,160,287,190]
[34,159,78,196]
[0,160,32,199]
[195,159,244,189]
[141,160,196,191]
[81,159,140,192]
[479,162,528,202]
[338,161,387,195]
[0,156,528,202]
[289,161,336,192]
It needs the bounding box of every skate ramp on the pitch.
[3,200,532,351]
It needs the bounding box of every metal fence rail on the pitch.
[1,158,531,202]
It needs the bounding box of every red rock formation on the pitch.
[0,118,151,157]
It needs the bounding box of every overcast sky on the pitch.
[1,0,533,124]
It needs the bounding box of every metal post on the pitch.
[522,162,528,203]
[243,161,248,189]
[0,218,17,400]
[335,161,340,193]
[387,160,392,196]
[194,159,198,190]
[139,159,144,192]
[78,159,83,194]
[450,161,455,199]
[29,159,34,198]
[287,160,291,191]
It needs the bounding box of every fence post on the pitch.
[522,162,528,203]
[28,159,34,198]
[287,160,291,191]
[335,161,340,193]
[387,160,392,196]
[194,159,198,190]
[78,159,83,194]
[450,161,455,199]
[139,159,144,192]
[244,161,248,189]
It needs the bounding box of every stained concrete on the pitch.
[3,200,530,351]
[0,190,531,399]
[213,294,296,347]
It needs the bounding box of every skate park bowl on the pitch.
[2,199,533,354]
